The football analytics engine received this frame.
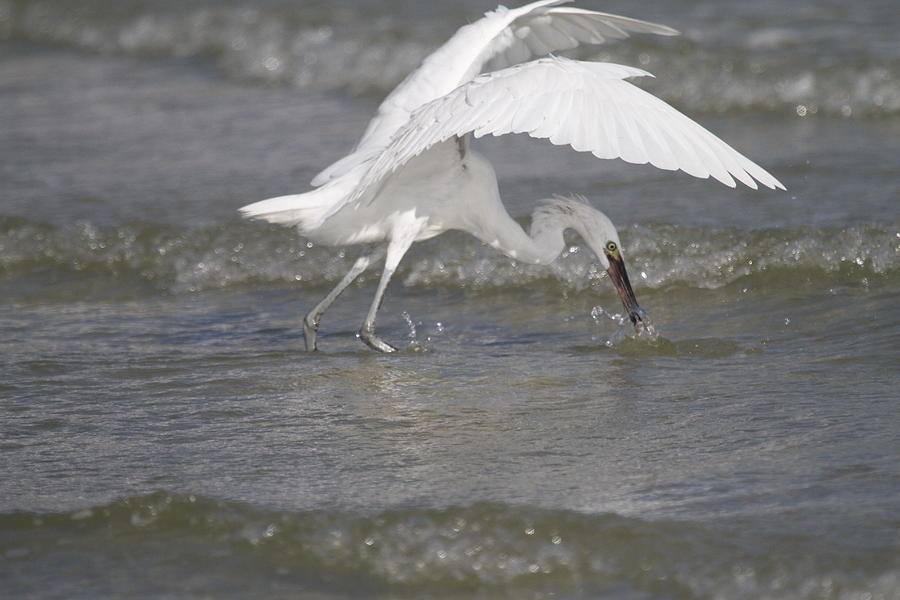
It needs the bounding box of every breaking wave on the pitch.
[2,492,897,599]
[1,0,898,118]
[1,216,896,303]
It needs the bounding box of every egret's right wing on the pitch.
[347,57,784,207]
[310,1,677,187]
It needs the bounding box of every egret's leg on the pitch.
[358,234,416,353]
[304,248,385,352]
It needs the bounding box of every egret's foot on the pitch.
[359,326,399,353]
[303,314,320,352]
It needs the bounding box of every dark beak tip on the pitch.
[606,253,645,331]
[629,307,648,329]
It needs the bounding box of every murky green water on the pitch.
[2,0,899,598]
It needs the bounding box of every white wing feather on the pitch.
[310,1,677,186]
[347,57,784,207]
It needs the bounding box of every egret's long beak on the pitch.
[605,251,645,330]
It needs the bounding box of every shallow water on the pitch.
[2,1,899,598]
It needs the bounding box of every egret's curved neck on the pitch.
[473,203,579,266]
[457,154,604,266]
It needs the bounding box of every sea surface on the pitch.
[1,1,899,598]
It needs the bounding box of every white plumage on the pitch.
[310,0,679,186]
[240,1,784,353]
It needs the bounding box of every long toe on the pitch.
[359,328,399,353]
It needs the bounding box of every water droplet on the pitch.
[263,56,280,71]
[401,311,417,340]
[71,509,93,521]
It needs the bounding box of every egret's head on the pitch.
[599,238,645,330]
[534,196,646,330]
[567,199,645,330]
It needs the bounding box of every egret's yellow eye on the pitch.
[606,242,618,252]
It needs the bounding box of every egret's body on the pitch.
[241,1,784,352]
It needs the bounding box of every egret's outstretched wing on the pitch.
[310,1,677,186]
[485,6,679,72]
[347,57,784,207]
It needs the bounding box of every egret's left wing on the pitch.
[347,57,784,207]
[310,1,677,187]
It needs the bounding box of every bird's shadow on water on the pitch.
[571,336,747,359]
[266,323,751,359]
[286,328,432,358]
[569,305,751,359]
[240,316,750,360]
[299,335,748,360]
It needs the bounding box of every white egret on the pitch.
[240,1,784,353]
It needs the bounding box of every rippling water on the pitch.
[1,1,899,598]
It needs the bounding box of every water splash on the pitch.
[590,305,659,347]
[400,310,427,353]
